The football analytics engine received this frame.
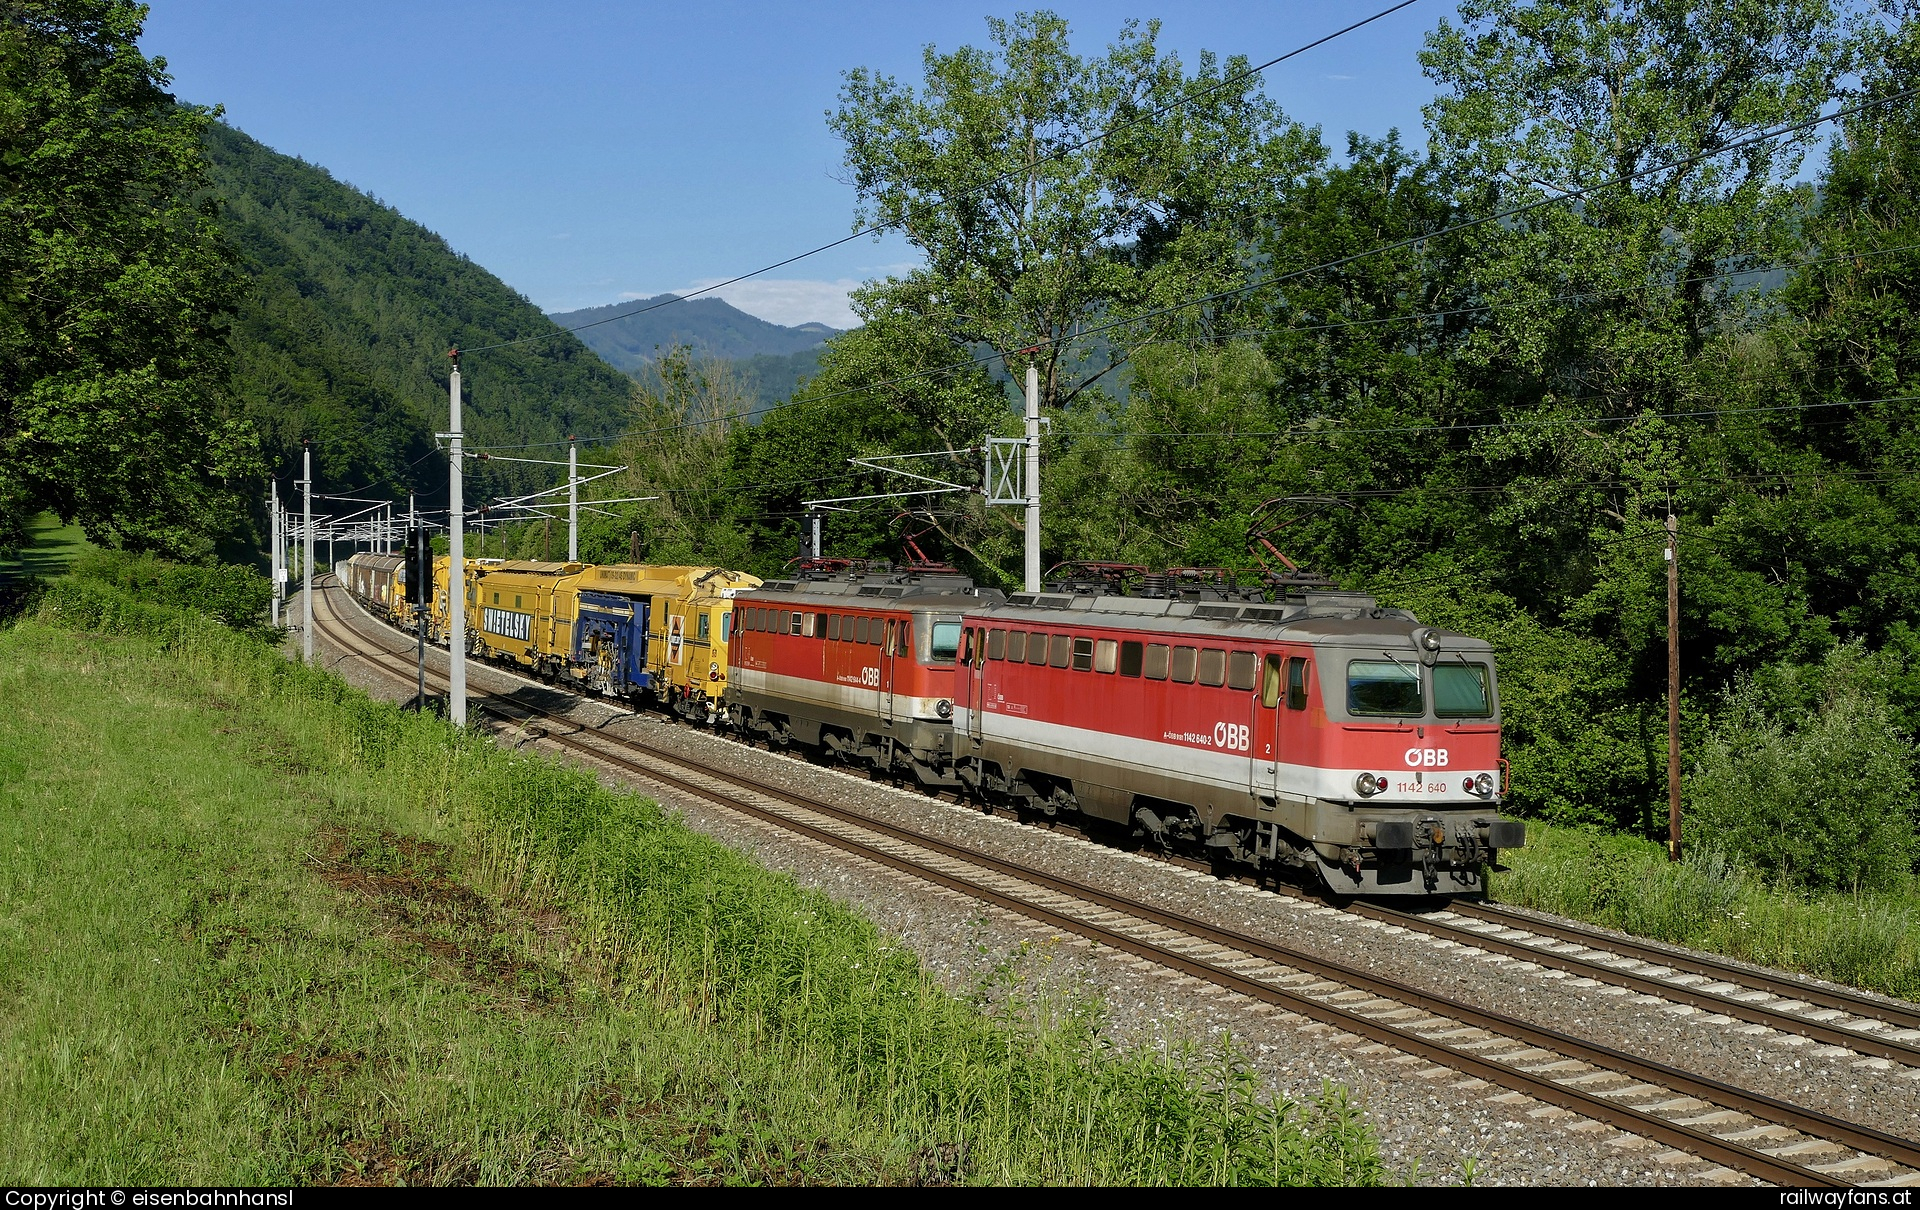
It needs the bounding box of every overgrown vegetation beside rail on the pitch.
[1493,825,1920,1002]
[5,571,1382,1186]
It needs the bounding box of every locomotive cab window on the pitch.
[720,613,731,642]
[1119,640,1142,677]
[1198,649,1227,687]
[1144,643,1169,680]
[1287,657,1310,711]
[1348,659,1422,716]
[698,614,711,640]
[1006,631,1027,662]
[1435,661,1492,717]
[987,628,1006,661]
[930,622,961,663]
[1261,655,1283,708]
[898,621,912,654]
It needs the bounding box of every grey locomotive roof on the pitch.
[747,575,1005,614]
[959,590,1492,650]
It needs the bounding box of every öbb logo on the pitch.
[1404,747,1450,768]
[1213,722,1250,751]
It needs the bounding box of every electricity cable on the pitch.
[478,86,1919,452]
[458,1,1424,355]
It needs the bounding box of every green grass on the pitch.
[0,576,1383,1186]
[1492,823,1920,1001]
[0,512,91,584]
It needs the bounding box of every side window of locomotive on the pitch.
[698,613,711,640]
[828,614,841,641]
[721,612,732,642]
[1118,640,1143,677]
[1198,649,1227,688]
[1348,659,1422,716]
[1006,630,1027,662]
[1049,634,1072,669]
[854,616,870,644]
[1227,651,1258,692]
[898,621,913,655]
[1170,646,1197,684]
[1071,636,1095,672]
[987,628,1006,661]
[1262,655,1283,708]
[1434,662,1493,717]
[930,622,962,664]
[792,612,805,636]
[1094,639,1117,674]
[1286,656,1309,710]
[1029,631,1051,665]
[1143,643,1169,680]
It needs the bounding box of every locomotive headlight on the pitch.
[1473,771,1496,798]
[1421,630,1442,652]
[936,699,953,719]
[1354,772,1384,798]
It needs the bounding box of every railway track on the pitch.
[308,578,1920,1187]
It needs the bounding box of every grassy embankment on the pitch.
[1493,825,1920,1001]
[0,572,1382,1187]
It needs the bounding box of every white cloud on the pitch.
[1323,73,1354,81]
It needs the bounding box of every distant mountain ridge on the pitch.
[547,295,843,373]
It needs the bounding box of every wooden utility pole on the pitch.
[1667,512,1681,862]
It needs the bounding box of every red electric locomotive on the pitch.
[726,561,1005,788]
[951,583,1525,895]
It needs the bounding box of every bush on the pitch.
[1687,644,1918,893]
[67,549,274,637]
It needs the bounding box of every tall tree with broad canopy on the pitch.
[829,10,1321,414]
[821,9,1319,575]
[0,0,255,557]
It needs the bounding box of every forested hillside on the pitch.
[206,123,638,496]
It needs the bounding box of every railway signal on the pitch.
[406,523,432,711]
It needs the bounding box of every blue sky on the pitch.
[144,1,1448,329]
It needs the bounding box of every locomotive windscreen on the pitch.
[1434,662,1493,717]
[1347,659,1422,716]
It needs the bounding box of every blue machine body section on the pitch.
[573,589,651,690]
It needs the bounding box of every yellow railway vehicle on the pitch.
[427,554,505,645]
[354,555,757,725]
[641,565,761,722]
[465,560,584,669]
